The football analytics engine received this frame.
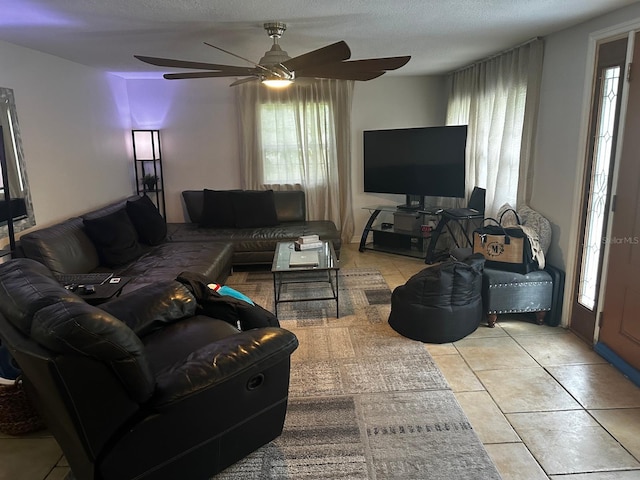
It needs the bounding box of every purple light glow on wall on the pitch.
[126,79,181,128]
[0,2,76,27]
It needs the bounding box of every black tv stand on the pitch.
[396,204,421,211]
[397,194,424,211]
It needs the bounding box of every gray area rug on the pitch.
[217,267,501,479]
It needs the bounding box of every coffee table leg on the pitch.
[272,273,278,317]
[335,269,339,318]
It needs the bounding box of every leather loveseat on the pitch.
[169,189,342,265]
[0,258,299,480]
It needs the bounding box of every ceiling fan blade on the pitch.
[203,42,274,75]
[298,56,411,77]
[297,70,385,81]
[229,77,260,87]
[163,71,258,80]
[281,41,351,72]
[135,55,256,74]
[340,56,412,71]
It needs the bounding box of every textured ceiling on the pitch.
[0,0,637,78]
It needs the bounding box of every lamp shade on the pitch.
[132,130,160,160]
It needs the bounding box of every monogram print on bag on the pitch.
[486,242,505,257]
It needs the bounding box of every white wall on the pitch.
[350,76,448,241]
[126,78,240,222]
[0,40,132,241]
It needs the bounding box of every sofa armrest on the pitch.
[152,327,298,408]
[100,281,197,336]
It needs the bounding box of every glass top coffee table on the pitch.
[271,240,340,317]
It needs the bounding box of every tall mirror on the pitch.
[0,87,35,243]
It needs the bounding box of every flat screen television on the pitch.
[363,125,467,206]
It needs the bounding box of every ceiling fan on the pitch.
[134,22,411,87]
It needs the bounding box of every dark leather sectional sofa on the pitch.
[18,195,233,294]
[17,189,341,293]
[172,189,341,265]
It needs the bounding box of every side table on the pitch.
[76,277,131,305]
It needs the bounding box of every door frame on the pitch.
[570,36,629,343]
[564,22,638,339]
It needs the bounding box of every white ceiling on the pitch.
[1,0,637,79]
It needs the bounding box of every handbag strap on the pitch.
[498,208,522,225]
[476,217,512,244]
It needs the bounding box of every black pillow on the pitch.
[232,190,278,228]
[200,189,236,228]
[126,195,167,246]
[83,208,143,267]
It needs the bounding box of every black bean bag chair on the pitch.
[388,254,485,343]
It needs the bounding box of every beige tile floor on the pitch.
[339,244,640,480]
[2,243,640,479]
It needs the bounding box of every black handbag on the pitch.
[473,209,538,274]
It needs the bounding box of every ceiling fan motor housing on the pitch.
[264,22,287,39]
[259,44,291,66]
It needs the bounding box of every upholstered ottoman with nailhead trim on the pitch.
[482,267,553,327]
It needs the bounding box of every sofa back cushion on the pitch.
[273,191,306,222]
[231,190,278,228]
[126,195,167,245]
[182,189,306,225]
[83,208,144,267]
[20,217,101,274]
[199,189,237,228]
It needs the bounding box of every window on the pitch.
[236,79,355,241]
[259,102,333,186]
[578,65,622,309]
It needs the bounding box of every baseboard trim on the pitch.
[594,342,640,388]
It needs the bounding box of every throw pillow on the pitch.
[83,208,143,267]
[126,195,167,246]
[200,189,236,228]
[232,190,278,228]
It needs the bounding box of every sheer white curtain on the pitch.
[236,79,354,243]
[446,38,544,216]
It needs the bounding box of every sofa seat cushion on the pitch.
[142,315,240,375]
[168,221,341,252]
[115,241,234,294]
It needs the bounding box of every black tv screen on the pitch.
[363,125,467,198]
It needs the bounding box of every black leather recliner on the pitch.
[0,258,298,480]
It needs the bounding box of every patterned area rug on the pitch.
[217,267,501,479]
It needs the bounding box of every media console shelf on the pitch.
[359,205,449,259]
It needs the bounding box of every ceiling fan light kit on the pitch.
[135,22,410,88]
[261,76,294,88]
